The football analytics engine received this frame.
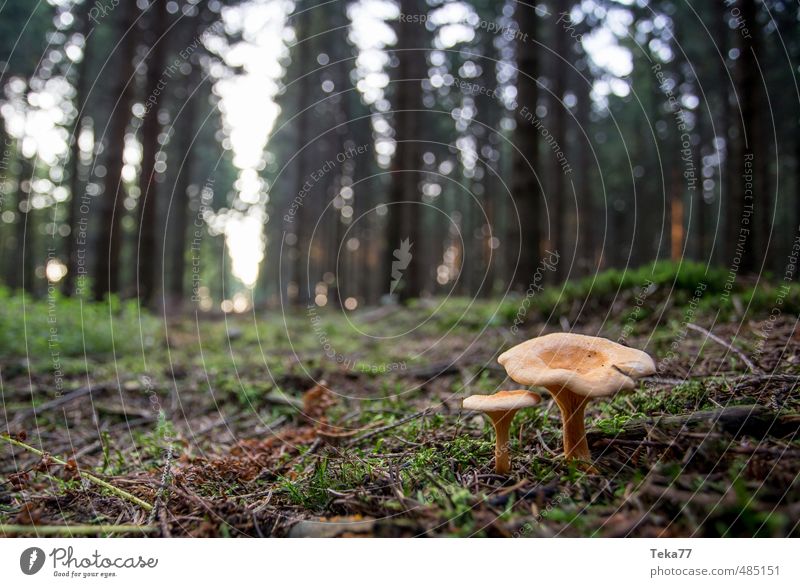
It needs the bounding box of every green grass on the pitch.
[0,287,160,358]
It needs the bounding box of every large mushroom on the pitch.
[498,333,655,464]
[462,390,541,474]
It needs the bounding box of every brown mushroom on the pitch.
[462,390,542,474]
[498,333,655,464]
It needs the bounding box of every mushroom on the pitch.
[498,333,655,464]
[462,390,542,474]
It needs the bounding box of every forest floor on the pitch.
[1,263,799,537]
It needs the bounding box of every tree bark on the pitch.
[135,0,168,308]
[8,153,34,293]
[714,0,733,267]
[551,16,568,280]
[64,1,93,295]
[384,0,427,301]
[694,106,706,260]
[510,2,542,288]
[167,67,200,309]
[729,0,760,273]
[574,59,594,273]
[93,1,139,300]
[292,8,315,306]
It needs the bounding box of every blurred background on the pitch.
[0,0,797,313]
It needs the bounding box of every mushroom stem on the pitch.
[551,388,591,462]
[489,412,514,475]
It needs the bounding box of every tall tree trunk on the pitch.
[136,0,168,308]
[167,68,200,309]
[472,5,503,298]
[384,0,427,301]
[694,107,706,260]
[670,166,683,262]
[0,127,11,281]
[715,0,733,267]
[64,1,93,295]
[292,8,315,306]
[747,0,770,266]
[93,1,139,300]
[729,0,759,273]
[510,2,542,288]
[8,152,34,293]
[796,111,800,255]
[551,18,568,281]
[574,60,594,273]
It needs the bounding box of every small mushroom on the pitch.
[462,390,542,474]
[498,333,655,464]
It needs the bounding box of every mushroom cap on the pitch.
[498,333,656,397]
[462,389,542,413]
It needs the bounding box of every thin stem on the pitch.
[490,411,515,475]
[551,388,591,462]
[1,435,153,512]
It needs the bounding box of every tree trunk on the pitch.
[747,0,770,266]
[93,1,139,300]
[384,0,427,301]
[510,2,542,289]
[551,16,568,281]
[714,0,733,267]
[473,6,503,298]
[729,0,759,273]
[136,0,168,308]
[0,127,11,281]
[694,106,706,260]
[64,1,93,295]
[574,60,594,273]
[292,8,315,306]
[167,67,200,309]
[8,154,34,293]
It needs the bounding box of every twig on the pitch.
[148,443,174,526]
[12,382,107,423]
[535,429,555,455]
[0,524,158,536]
[346,408,433,447]
[0,435,153,512]
[732,373,800,389]
[192,412,249,437]
[687,323,761,373]
[642,376,685,385]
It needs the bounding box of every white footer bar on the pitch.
[2,538,797,586]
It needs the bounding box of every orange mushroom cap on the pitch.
[498,333,656,397]
[462,389,542,412]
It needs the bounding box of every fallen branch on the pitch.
[731,373,800,390]
[587,405,799,444]
[12,382,108,423]
[0,524,158,536]
[641,376,686,386]
[687,323,761,373]
[0,435,153,512]
[637,482,738,507]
